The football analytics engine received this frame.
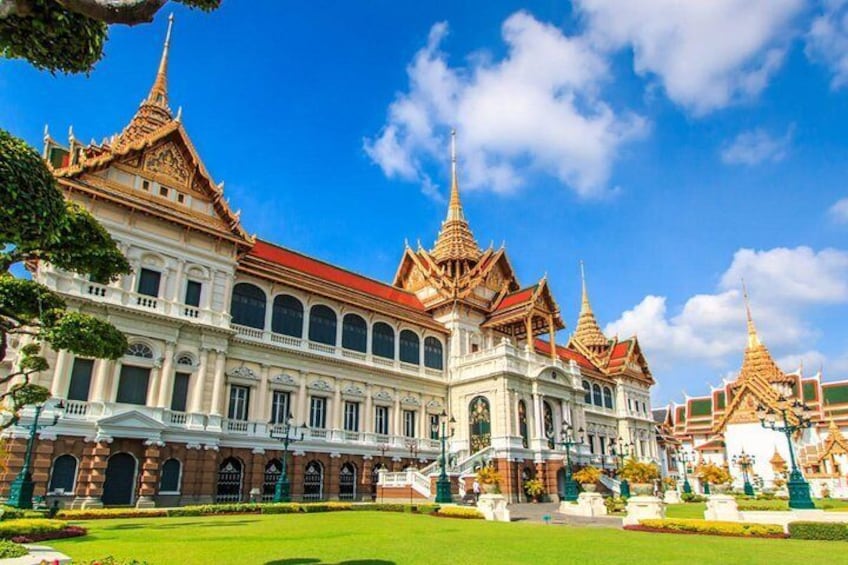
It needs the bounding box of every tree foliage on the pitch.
[0,0,220,73]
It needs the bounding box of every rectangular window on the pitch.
[159,186,169,197]
[429,414,440,441]
[403,410,416,438]
[599,436,606,456]
[344,401,359,432]
[588,434,596,454]
[184,280,202,307]
[171,372,190,412]
[67,358,94,401]
[137,268,161,297]
[271,391,290,425]
[310,396,327,429]
[375,406,389,435]
[116,365,151,405]
[141,179,150,191]
[177,193,185,204]
[228,385,250,421]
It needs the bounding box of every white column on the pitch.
[169,260,184,303]
[189,348,209,413]
[264,290,274,334]
[298,374,308,425]
[108,360,122,402]
[210,350,227,416]
[255,364,270,421]
[156,341,177,408]
[333,384,342,430]
[533,391,544,439]
[364,385,373,433]
[393,392,402,436]
[419,405,427,440]
[50,350,72,397]
[146,365,162,407]
[89,359,113,402]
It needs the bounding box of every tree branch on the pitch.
[1,0,167,24]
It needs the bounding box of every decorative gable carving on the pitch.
[373,390,393,402]
[270,373,297,386]
[309,379,333,392]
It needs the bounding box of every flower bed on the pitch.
[788,521,848,541]
[626,519,785,538]
[0,518,68,538]
[434,506,484,520]
[57,508,168,520]
[11,524,86,543]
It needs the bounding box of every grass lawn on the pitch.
[666,499,848,519]
[49,512,841,565]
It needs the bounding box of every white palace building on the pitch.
[0,19,661,508]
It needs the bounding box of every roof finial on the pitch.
[580,260,589,309]
[148,13,174,107]
[742,279,760,347]
[447,128,463,222]
[573,260,607,350]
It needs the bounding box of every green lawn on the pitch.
[666,499,848,519]
[49,512,841,565]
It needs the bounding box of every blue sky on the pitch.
[3,1,848,405]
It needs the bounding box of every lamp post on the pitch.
[376,442,390,504]
[678,448,693,495]
[757,398,815,509]
[269,413,304,503]
[614,437,633,498]
[732,449,756,497]
[432,410,456,504]
[549,423,583,502]
[405,440,420,506]
[7,401,63,509]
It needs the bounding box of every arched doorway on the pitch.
[303,460,323,501]
[339,462,357,501]
[216,457,243,503]
[468,396,491,453]
[263,459,282,502]
[102,453,137,506]
[521,467,535,501]
[371,463,386,500]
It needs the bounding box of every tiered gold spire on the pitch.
[115,14,176,148]
[431,129,482,263]
[739,283,792,385]
[573,261,608,349]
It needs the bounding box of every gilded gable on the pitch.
[143,141,189,187]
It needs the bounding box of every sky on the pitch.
[3,1,848,406]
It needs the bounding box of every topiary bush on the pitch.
[681,493,706,503]
[435,506,484,519]
[788,521,848,541]
[58,508,167,520]
[0,539,27,559]
[736,499,789,512]
[631,518,784,538]
[0,518,67,538]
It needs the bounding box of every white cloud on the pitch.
[365,12,647,199]
[829,197,848,224]
[576,0,805,115]
[720,126,793,165]
[605,246,848,376]
[807,0,848,89]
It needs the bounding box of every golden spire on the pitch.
[431,129,481,263]
[573,261,608,349]
[742,279,760,348]
[115,14,176,148]
[737,283,793,386]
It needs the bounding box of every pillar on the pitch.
[157,341,177,409]
[76,439,110,508]
[31,434,56,498]
[182,445,202,504]
[291,453,305,500]
[362,456,373,501]
[248,449,265,501]
[256,365,270,422]
[209,351,226,416]
[333,385,342,431]
[198,446,218,504]
[298,375,308,426]
[548,315,557,363]
[189,349,210,413]
[364,385,373,434]
[50,350,72,398]
[137,441,162,508]
[90,360,113,403]
[328,454,340,500]
[146,364,162,407]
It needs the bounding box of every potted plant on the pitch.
[697,463,731,494]
[572,466,602,492]
[476,466,502,494]
[619,458,660,495]
[662,476,678,492]
[523,478,545,502]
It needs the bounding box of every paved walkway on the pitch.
[507,502,623,528]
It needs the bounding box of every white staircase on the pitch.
[599,474,621,495]
[378,469,431,498]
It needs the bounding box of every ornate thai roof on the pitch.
[430,130,482,264]
[572,261,608,350]
[818,418,848,463]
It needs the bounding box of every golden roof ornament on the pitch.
[431,129,482,263]
[572,260,608,349]
[739,282,793,386]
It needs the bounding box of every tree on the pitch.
[0,0,220,73]
[0,129,131,426]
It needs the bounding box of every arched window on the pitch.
[126,343,153,359]
[424,337,443,370]
[544,401,555,449]
[399,330,420,365]
[308,305,337,345]
[603,387,614,409]
[339,462,357,501]
[582,380,591,404]
[468,396,491,452]
[216,457,243,503]
[271,295,303,337]
[518,400,528,448]
[342,314,367,352]
[263,459,282,502]
[159,459,181,493]
[372,322,395,359]
[48,454,77,494]
[592,383,603,406]
[303,460,324,502]
[230,283,266,329]
[176,354,194,366]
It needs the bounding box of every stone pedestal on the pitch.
[663,490,682,504]
[135,495,156,509]
[558,492,607,517]
[623,495,665,526]
[704,494,741,521]
[477,494,510,522]
[73,496,103,509]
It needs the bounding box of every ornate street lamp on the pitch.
[756,397,815,509]
[548,423,583,502]
[269,413,304,503]
[613,437,634,498]
[732,449,756,497]
[432,410,456,504]
[678,448,693,495]
[7,401,63,509]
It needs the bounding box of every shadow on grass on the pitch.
[265,557,395,565]
[105,520,257,531]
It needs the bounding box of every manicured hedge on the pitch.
[0,540,27,559]
[11,524,87,544]
[0,518,68,538]
[629,519,784,538]
[788,521,848,541]
[736,500,789,512]
[58,508,168,520]
[434,506,483,520]
[0,506,45,521]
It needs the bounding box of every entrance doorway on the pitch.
[339,462,356,501]
[102,453,137,506]
[303,461,323,501]
[216,457,243,503]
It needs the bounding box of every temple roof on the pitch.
[572,261,608,349]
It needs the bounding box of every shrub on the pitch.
[435,506,484,519]
[604,496,627,514]
[696,463,732,486]
[681,493,706,503]
[619,458,660,483]
[87,558,149,565]
[0,506,43,521]
[11,524,86,543]
[633,518,784,538]
[58,508,167,520]
[736,499,788,512]
[572,466,602,485]
[476,466,502,486]
[788,521,848,541]
[260,503,302,515]
[0,540,27,559]
[0,518,67,538]
[523,478,545,498]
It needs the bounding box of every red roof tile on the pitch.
[610,341,630,360]
[534,339,596,370]
[248,240,425,311]
[495,286,536,311]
